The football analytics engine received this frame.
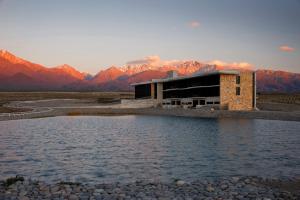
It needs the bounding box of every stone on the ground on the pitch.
[176,180,185,186]
[0,176,299,200]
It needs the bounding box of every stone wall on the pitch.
[220,72,254,111]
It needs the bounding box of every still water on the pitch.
[0,115,299,183]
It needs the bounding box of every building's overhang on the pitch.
[131,70,240,86]
[131,80,154,86]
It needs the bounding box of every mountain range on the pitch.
[0,50,299,93]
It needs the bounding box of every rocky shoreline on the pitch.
[1,176,300,200]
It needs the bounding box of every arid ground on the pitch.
[257,93,300,112]
[0,92,300,121]
[0,92,134,113]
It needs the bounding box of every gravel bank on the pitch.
[1,177,299,200]
[1,99,300,122]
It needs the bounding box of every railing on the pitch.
[163,84,220,92]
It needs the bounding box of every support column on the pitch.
[151,83,155,99]
[253,72,257,110]
[157,83,163,106]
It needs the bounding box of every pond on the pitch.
[0,115,299,183]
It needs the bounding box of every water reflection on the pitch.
[0,116,299,183]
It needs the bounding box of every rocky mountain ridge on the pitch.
[0,50,299,93]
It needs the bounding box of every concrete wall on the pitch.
[156,83,163,106]
[220,72,254,110]
[120,99,155,108]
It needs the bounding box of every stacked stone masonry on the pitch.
[220,72,254,111]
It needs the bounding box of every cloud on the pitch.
[208,60,253,70]
[126,55,160,66]
[127,56,254,70]
[127,55,181,67]
[279,45,295,52]
[188,21,200,28]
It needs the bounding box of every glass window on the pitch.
[236,75,240,84]
[236,87,241,95]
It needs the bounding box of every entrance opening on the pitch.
[200,100,206,105]
[193,100,198,108]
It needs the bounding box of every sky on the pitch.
[0,0,299,74]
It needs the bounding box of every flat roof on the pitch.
[131,70,240,86]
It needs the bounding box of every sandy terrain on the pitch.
[0,98,299,121]
[0,92,299,121]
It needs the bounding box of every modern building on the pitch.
[131,70,256,111]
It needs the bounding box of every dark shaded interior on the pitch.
[135,84,151,99]
[163,86,220,99]
[163,74,220,90]
[163,74,220,99]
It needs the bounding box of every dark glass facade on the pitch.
[163,86,220,99]
[135,84,151,99]
[135,74,221,100]
[163,74,220,99]
[163,74,220,90]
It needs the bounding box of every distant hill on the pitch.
[0,49,299,93]
[256,69,300,93]
[0,50,86,90]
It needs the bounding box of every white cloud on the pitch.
[279,45,295,52]
[127,55,181,67]
[126,56,253,70]
[208,60,253,70]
